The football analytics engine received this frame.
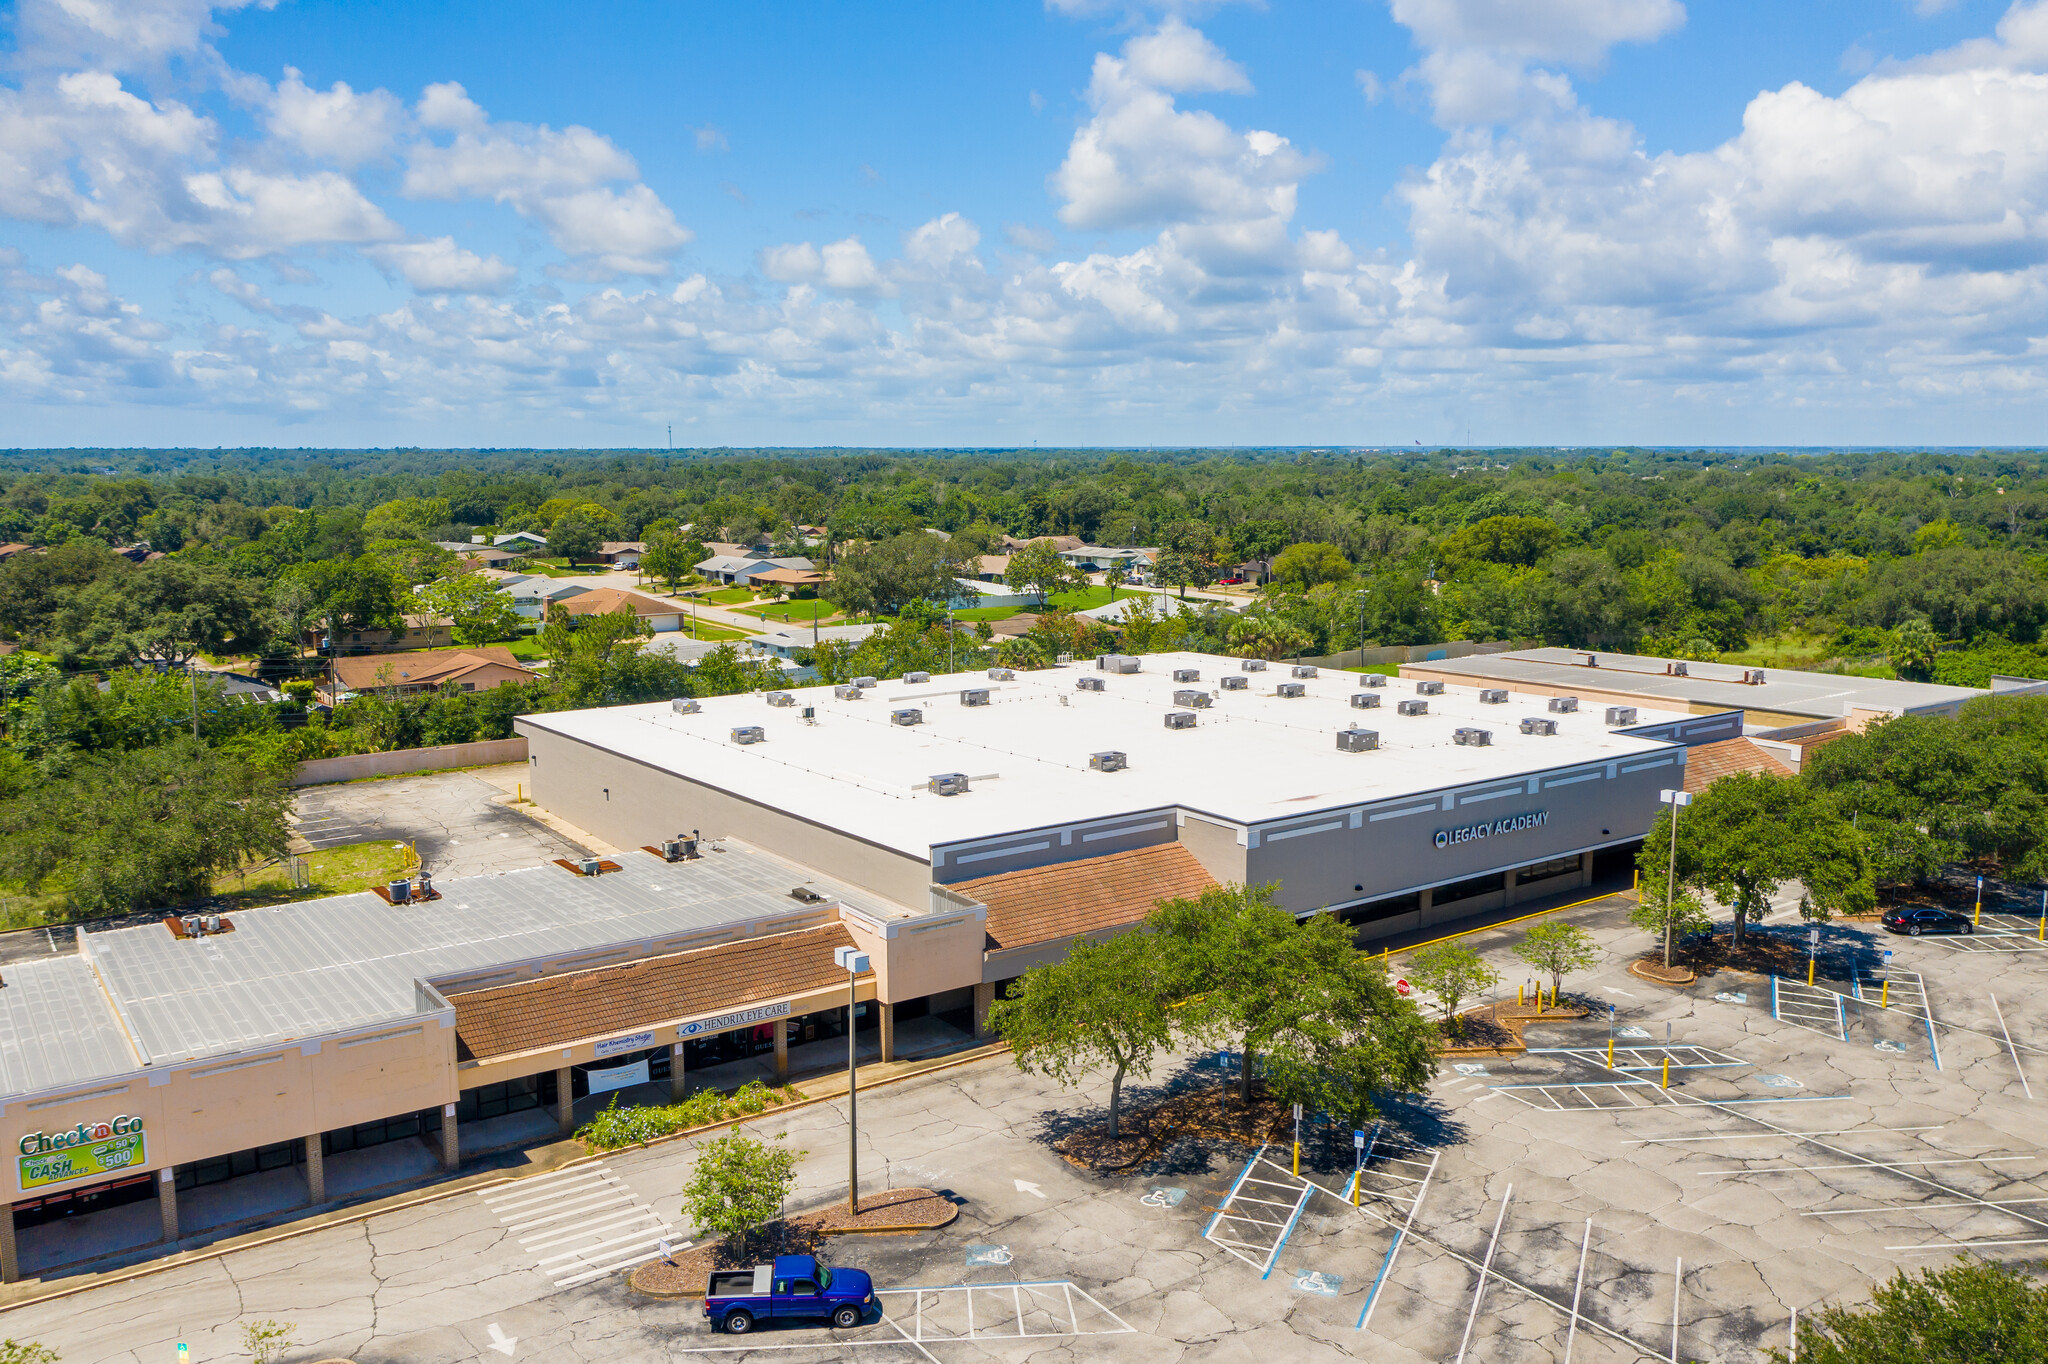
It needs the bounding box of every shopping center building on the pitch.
[0,651,1736,1281]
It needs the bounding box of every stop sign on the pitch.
[1395,978,1412,996]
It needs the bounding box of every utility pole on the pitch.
[1658,789,1692,968]
[833,946,871,1215]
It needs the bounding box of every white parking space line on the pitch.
[671,1281,1130,1357]
[480,1161,676,1288]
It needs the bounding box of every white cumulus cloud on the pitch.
[365,237,518,293]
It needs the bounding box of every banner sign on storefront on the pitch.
[18,1116,147,1191]
[585,1059,651,1096]
[593,1030,657,1059]
[677,1001,791,1038]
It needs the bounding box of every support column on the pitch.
[773,1020,789,1083]
[304,1134,325,1204]
[555,1065,575,1134]
[439,1104,459,1171]
[973,982,995,1039]
[0,1202,17,1284]
[1579,849,1595,889]
[158,1169,179,1244]
[1417,886,1436,927]
[879,1002,895,1064]
[669,1043,688,1102]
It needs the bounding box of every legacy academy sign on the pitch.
[1435,809,1548,850]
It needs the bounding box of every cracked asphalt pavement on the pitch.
[291,766,587,877]
[10,895,2045,1361]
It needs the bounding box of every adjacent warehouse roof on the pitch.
[1404,647,1985,721]
[518,651,1705,862]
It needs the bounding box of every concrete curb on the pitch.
[0,1041,1011,1316]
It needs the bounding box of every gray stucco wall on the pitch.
[1177,812,1248,886]
[516,721,934,907]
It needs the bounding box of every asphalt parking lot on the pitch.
[6,893,2044,1362]
[291,765,588,877]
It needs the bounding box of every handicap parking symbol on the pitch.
[1758,1074,1804,1089]
[1452,1063,1489,1077]
[1292,1269,1343,1296]
[965,1244,1013,1267]
[1714,992,1748,1004]
[1874,1040,1910,1055]
[1140,1187,1187,1208]
[1617,1025,1651,1039]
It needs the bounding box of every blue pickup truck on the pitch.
[703,1253,875,1334]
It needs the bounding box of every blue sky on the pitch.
[3,0,2046,447]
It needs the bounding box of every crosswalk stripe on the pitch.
[480,1161,677,1288]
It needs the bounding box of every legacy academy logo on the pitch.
[1435,809,1548,850]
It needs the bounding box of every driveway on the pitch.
[292,765,589,877]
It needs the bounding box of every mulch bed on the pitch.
[1440,1000,1590,1056]
[628,1188,956,1299]
[1054,1089,1308,1171]
[1629,958,1697,986]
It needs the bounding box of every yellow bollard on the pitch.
[1662,1057,1670,1090]
[1807,958,1816,987]
[1293,1142,1301,1177]
[1880,979,1889,1009]
[1518,985,1525,1007]
[1352,1172,1360,1207]
[1607,1037,1615,1068]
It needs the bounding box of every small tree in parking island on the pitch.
[1765,1258,2048,1364]
[1511,921,1600,1004]
[240,1320,297,1364]
[681,1131,804,1257]
[987,927,1175,1139]
[1407,941,1499,1037]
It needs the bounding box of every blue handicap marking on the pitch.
[1452,1063,1489,1077]
[1292,1269,1344,1296]
[1140,1186,1187,1208]
[1714,992,1748,1004]
[1617,1026,1651,1039]
[1874,1040,1910,1055]
[965,1244,1014,1267]
[1758,1074,1804,1089]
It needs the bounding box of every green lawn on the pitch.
[1716,631,1836,670]
[700,587,759,605]
[503,632,548,660]
[950,605,1027,623]
[673,619,750,641]
[738,598,842,623]
[1047,584,1117,611]
[213,840,414,910]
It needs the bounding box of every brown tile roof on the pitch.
[955,844,1216,951]
[1683,737,1797,794]
[331,646,533,690]
[562,587,682,618]
[449,922,855,1061]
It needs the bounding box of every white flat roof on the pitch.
[520,651,1701,860]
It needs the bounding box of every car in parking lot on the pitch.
[1881,906,1975,936]
[704,1254,874,1334]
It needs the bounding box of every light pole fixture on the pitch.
[833,945,872,1214]
[1657,789,1692,969]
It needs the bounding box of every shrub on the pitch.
[575,1082,803,1151]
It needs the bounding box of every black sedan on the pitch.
[1881,907,1975,936]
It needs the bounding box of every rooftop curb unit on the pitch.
[671,698,700,714]
[928,772,970,796]
[1479,689,1508,704]
[1350,692,1381,709]
[903,671,931,684]
[1089,750,1127,772]
[1356,674,1385,688]
[1173,668,1200,683]
[1221,675,1249,691]
[1397,699,1429,716]
[1173,688,1214,708]
[1336,727,1379,753]
[731,725,765,744]
[853,675,878,688]
[988,667,1015,681]
[1076,675,1105,692]
[833,684,864,700]
[766,691,796,707]
[1292,665,1319,679]
[1605,706,1639,726]
[1415,680,1444,696]
[659,835,699,860]
[961,688,990,707]
[891,708,923,726]
[1520,717,1558,735]
[1241,658,1268,671]
[1098,654,1141,674]
[1164,710,1198,730]
[1453,727,1492,747]
[1548,696,1580,713]
[1277,682,1305,698]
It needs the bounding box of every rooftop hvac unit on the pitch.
[1221,675,1249,691]
[1583,652,1599,667]
[1520,717,1558,736]
[1479,689,1508,704]
[833,684,863,700]
[1292,665,1318,679]
[1357,673,1386,688]
[891,708,923,726]
[1057,653,1073,665]
[1336,727,1379,753]
[988,667,1015,681]
[661,836,699,861]
[1172,668,1200,683]
[1397,699,1429,716]
[1277,682,1305,698]
[1350,692,1381,709]
[1547,696,1579,713]
[1090,750,1127,772]
[766,691,795,707]
[1099,654,1141,674]
[1604,706,1639,726]
[671,698,700,714]
[578,855,603,876]
[1416,680,1444,696]
[1242,658,1268,671]
[1173,689,1213,708]
[1164,710,1198,730]
[387,879,411,904]
[414,874,430,899]
[1453,727,1492,747]
[853,675,878,688]
[731,725,765,744]
[961,688,990,707]
[1076,675,1105,692]
[928,772,970,796]
[903,671,931,684]
[1665,661,1688,677]
[1745,668,1768,685]
[801,706,815,720]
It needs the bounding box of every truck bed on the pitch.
[707,1267,770,1299]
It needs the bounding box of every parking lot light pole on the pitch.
[834,946,872,1215]
[1657,790,1692,969]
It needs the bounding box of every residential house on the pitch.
[1057,545,1155,573]
[560,587,686,632]
[1000,534,1085,553]
[948,579,1037,609]
[444,545,524,570]
[0,545,31,563]
[309,613,455,653]
[747,566,827,595]
[747,623,882,658]
[491,531,549,552]
[502,578,589,620]
[326,647,538,703]
[967,553,1010,582]
[694,554,817,587]
[595,541,646,568]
